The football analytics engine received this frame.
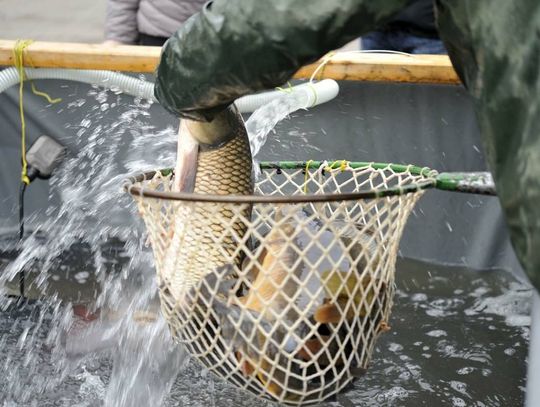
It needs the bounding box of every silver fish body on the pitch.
[160,106,253,338]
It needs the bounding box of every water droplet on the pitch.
[452,396,466,406]
[411,293,428,302]
[427,330,447,338]
[504,348,516,356]
[457,367,474,375]
[388,343,403,352]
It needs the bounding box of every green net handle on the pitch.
[259,162,497,196]
[436,172,496,196]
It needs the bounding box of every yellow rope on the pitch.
[13,40,61,185]
[309,51,336,83]
[325,160,349,173]
[303,159,313,193]
[30,82,62,104]
[14,40,33,185]
[303,160,348,193]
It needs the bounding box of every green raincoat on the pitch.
[154,0,540,292]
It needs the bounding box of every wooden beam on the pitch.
[295,53,460,84]
[0,40,161,73]
[0,40,461,84]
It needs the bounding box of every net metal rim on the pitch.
[124,161,438,204]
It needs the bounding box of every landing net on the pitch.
[125,161,436,405]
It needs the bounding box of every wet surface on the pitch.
[0,77,531,406]
[340,258,530,407]
[0,256,530,406]
[0,237,127,302]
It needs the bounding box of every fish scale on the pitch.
[160,111,253,306]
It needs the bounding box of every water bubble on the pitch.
[411,293,428,302]
[427,330,447,338]
[452,396,466,406]
[482,369,492,377]
[457,367,474,375]
[504,348,516,356]
[389,343,403,352]
[375,386,409,403]
[450,381,468,395]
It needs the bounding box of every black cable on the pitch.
[18,181,26,297]
[19,182,26,240]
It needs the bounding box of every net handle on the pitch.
[124,162,496,204]
[436,171,496,196]
[259,162,497,196]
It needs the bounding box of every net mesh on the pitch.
[128,162,430,405]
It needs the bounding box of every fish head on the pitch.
[182,104,243,147]
[174,104,248,192]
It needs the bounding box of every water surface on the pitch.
[0,257,530,406]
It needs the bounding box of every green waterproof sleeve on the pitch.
[436,0,540,291]
[154,0,410,121]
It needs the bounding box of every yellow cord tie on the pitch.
[303,159,314,193]
[13,39,62,185]
[306,82,318,108]
[30,82,62,104]
[325,160,348,173]
[276,81,294,94]
[309,51,336,83]
[278,80,318,108]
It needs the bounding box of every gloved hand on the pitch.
[153,0,409,121]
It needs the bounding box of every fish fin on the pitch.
[314,302,343,324]
[297,337,325,361]
[378,321,391,333]
[241,245,275,314]
[257,359,284,400]
[174,119,199,193]
[236,351,256,377]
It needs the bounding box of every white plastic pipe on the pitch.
[0,68,154,101]
[0,67,339,113]
[235,79,339,112]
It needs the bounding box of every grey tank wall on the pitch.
[0,77,526,282]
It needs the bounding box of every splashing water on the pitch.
[0,81,532,406]
[245,88,314,177]
[0,82,318,406]
[0,84,184,405]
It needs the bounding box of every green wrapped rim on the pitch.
[124,161,438,204]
